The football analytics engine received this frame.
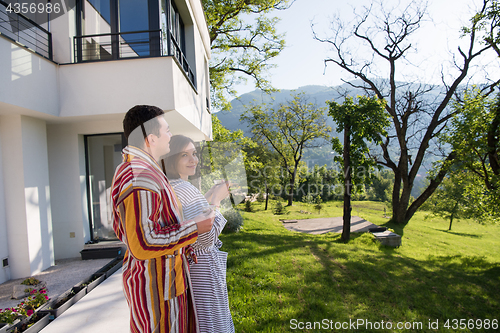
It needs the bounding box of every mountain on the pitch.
[215,82,369,136]
[215,81,448,196]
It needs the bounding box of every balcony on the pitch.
[73,29,196,89]
[0,0,52,60]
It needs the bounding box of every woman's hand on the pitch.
[204,181,231,206]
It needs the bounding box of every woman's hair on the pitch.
[163,135,196,179]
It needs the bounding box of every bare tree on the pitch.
[313,0,499,225]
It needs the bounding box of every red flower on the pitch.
[27,310,34,316]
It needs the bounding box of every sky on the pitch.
[233,0,497,96]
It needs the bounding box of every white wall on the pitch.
[0,115,54,279]
[0,115,31,278]
[47,120,122,259]
[50,4,77,64]
[21,117,54,274]
[172,58,212,138]
[182,0,212,137]
[0,37,59,116]
[58,57,212,139]
[0,124,11,284]
[59,57,175,117]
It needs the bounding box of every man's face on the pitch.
[153,116,172,158]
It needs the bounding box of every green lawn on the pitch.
[220,201,500,332]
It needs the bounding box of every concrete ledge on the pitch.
[39,270,129,333]
[279,219,298,223]
[372,231,402,247]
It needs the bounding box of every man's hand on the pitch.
[192,209,215,234]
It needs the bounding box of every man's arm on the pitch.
[118,189,199,260]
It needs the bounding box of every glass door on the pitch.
[85,133,125,241]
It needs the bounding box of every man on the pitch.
[111,105,214,333]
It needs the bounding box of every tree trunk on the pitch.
[393,183,413,225]
[342,121,351,242]
[287,178,294,206]
[264,181,269,211]
[449,201,459,230]
[401,152,457,224]
[287,164,298,206]
[487,105,499,179]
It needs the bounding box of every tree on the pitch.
[195,115,257,203]
[366,169,394,202]
[241,92,331,206]
[313,0,499,225]
[422,172,469,230]
[244,143,282,210]
[437,89,500,213]
[313,195,323,214]
[328,95,389,241]
[466,0,500,59]
[202,0,293,111]
[423,169,498,229]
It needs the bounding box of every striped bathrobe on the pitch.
[111,146,199,333]
[170,178,235,333]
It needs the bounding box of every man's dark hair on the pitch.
[123,105,164,140]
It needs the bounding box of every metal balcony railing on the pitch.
[74,29,196,89]
[0,0,52,60]
[166,30,196,89]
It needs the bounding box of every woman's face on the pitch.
[176,142,198,180]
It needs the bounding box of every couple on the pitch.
[111,105,234,333]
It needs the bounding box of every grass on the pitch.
[219,200,500,332]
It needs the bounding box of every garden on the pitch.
[221,200,500,332]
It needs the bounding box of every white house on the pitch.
[0,0,212,284]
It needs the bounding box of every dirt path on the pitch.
[282,216,379,235]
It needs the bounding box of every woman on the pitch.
[163,135,235,333]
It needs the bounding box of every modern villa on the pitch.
[0,0,212,284]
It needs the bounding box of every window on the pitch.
[74,0,196,87]
[84,133,125,241]
[160,0,185,58]
[77,0,159,61]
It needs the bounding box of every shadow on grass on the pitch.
[433,229,482,239]
[222,228,499,332]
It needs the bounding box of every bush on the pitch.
[314,195,323,214]
[302,193,314,204]
[222,208,244,233]
[244,200,253,212]
[21,278,40,286]
[256,192,265,202]
[273,199,287,215]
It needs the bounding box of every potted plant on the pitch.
[0,308,22,333]
[96,256,123,278]
[17,289,50,315]
[12,279,46,301]
[43,286,86,320]
[74,273,106,293]
[6,311,50,333]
